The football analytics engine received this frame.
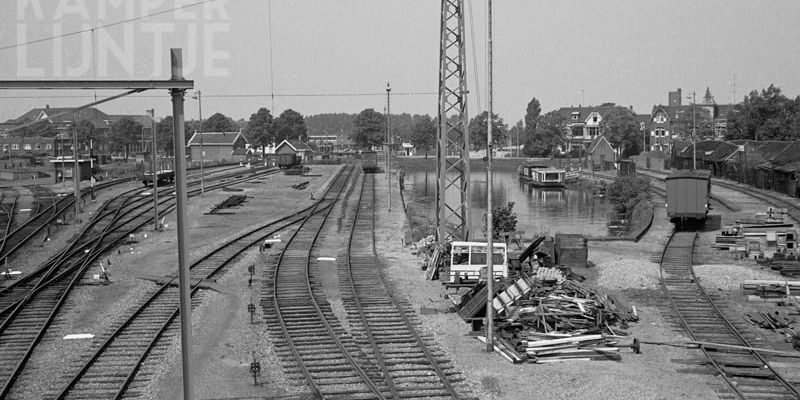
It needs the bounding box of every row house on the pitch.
[0,105,154,156]
[555,105,631,152]
[646,88,735,153]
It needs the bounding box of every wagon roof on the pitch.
[666,169,711,180]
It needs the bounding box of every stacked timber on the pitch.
[745,311,795,330]
[742,280,800,297]
[769,261,800,277]
[485,275,638,363]
[522,333,626,363]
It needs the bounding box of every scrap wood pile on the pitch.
[768,261,800,278]
[741,280,800,298]
[479,272,639,364]
[744,311,796,330]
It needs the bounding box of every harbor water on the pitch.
[401,164,614,239]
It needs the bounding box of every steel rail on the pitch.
[345,173,461,399]
[55,200,330,399]
[0,167,279,397]
[660,230,800,399]
[271,165,388,399]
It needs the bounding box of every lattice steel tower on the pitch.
[437,0,471,242]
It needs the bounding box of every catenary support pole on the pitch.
[386,82,391,212]
[72,119,80,217]
[485,0,494,353]
[148,109,159,231]
[170,48,195,400]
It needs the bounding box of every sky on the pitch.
[1,0,800,126]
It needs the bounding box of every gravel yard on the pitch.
[12,165,800,400]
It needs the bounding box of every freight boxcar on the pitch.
[275,153,300,169]
[618,159,636,177]
[142,170,175,186]
[361,150,378,173]
[666,169,711,227]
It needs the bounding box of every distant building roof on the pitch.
[276,139,314,153]
[187,131,246,146]
[2,106,152,132]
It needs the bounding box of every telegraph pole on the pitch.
[72,119,80,218]
[386,82,391,212]
[485,0,495,353]
[689,91,696,170]
[192,90,205,195]
[148,109,159,231]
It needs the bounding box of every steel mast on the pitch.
[437,0,471,242]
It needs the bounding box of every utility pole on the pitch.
[170,48,195,400]
[72,119,80,218]
[688,91,696,170]
[386,82,391,212]
[192,90,204,195]
[485,0,494,353]
[148,109,159,231]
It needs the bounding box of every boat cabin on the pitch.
[518,163,565,187]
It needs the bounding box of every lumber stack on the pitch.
[741,280,800,297]
[769,261,800,277]
[745,311,795,330]
[522,333,623,363]
[486,274,638,363]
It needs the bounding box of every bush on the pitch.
[607,176,652,216]
[483,201,518,241]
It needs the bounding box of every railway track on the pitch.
[0,190,18,259]
[0,167,278,397]
[339,173,462,399]
[0,166,277,318]
[263,165,402,399]
[49,168,338,399]
[660,230,800,399]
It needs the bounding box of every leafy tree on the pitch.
[684,107,715,140]
[73,119,95,154]
[272,109,308,143]
[483,202,518,242]
[352,108,385,149]
[203,112,238,132]
[726,85,799,141]
[607,176,651,215]
[523,110,565,157]
[599,107,640,158]
[156,116,175,155]
[243,108,274,153]
[110,117,143,160]
[468,111,507,151]
[524,97,541,133]
[409,115,436,158]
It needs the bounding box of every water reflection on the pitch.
[404,168,612,238]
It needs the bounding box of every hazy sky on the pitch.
[1,0,800,126]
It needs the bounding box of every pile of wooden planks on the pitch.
[745,311,795,330]
[481,274,639,363]
[522,333,627,363]
[742,280,800,297]
[769,261,800,277]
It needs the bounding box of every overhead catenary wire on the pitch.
[0,91,438,99]
[0,0,219,52]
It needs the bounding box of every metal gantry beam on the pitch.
[437,0,471,242]
[0,80,194,90]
